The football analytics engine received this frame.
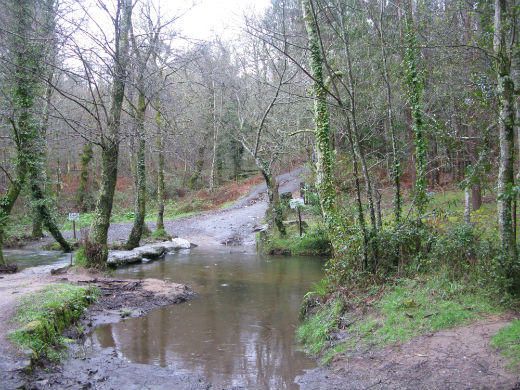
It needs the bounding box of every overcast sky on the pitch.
[176,0,271,41]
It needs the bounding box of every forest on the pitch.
[0,0,519,388]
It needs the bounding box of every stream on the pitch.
[89,247,324,389]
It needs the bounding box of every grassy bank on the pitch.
[298,275,504,365]
[297,188,519,367]
[259,221,331,256]
[9,283,98,362]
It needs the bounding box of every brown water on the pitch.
[91,247,324,389]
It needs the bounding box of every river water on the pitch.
[91,247,324,389]
[4,249,69,270]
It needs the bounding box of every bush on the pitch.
[328,220,434,284]
[327,218,509,295]
[74,247,88,268]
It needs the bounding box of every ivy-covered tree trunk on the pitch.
[189,143,206,189]
[0,178,24,265]
[261,169,286,237]
[302,0,336,230]
[8,0,70,252]
[403,12,428,216]
[494,0,518,287]
[32,210,43,239]
[126,88,147,249]
[77,142,93,212]
[89,0,132,264]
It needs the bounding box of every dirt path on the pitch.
[105,167,306,247]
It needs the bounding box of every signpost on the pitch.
[68,212,80,240]
[289,198,305,237]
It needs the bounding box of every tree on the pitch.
[403,3,428,217]
[302,0,336,228]
[88,0,133,263]
[0,0,71,266]
[494,0,517,289]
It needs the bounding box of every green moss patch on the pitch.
[9,283,98,362]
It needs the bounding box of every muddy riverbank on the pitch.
[0,267,197,390]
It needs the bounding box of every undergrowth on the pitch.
[9,283,98,362]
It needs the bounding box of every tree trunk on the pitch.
[89,0,132,263]
[378,0,401,224]
[156,110,165,232]
[126,88,147,249]
[189,143,206,189]
[346,127,369,269]
[77,142,93,212]
[209,81,219,192]
[32,211,43,239]
[403,9,428,216]
[0,179,24,265]
[464,186,471,224]
[471,184,482,211]
[302,0,336,230]
[9,0,70,252]
[494,0,517,285]
[262,170,286,237]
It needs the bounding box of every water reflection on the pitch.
[92,249,323,389]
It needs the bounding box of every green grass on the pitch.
[491,319,520,368]
[298,276,503,364]
[9,283,98,362]
[297,298,343,355]
[263,223,331,256]
[353,277,500,346]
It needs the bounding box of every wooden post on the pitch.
[298,206,303,237]
[73,220,76,240]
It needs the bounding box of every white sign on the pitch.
[289,198,305,209]
[68,213,80,221]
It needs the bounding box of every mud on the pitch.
[1,269,198,390]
